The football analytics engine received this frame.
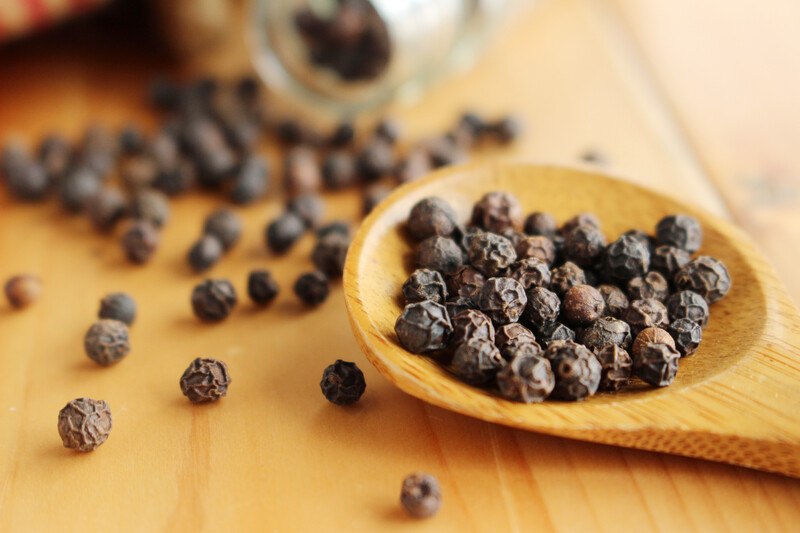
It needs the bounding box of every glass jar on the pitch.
[249,0,518,122]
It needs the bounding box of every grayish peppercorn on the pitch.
[363,182,393,216]
[402,269,447,304]
[603,235,650,282]
[508,257,551,291]
[395,300,452,354]
[546,341,601,401]
[449,309,495,347]
[5,274,42,308]
[396,148,432,184]
[328,122,355,147]
[668,318,703,357]
[203,208,242,251]
[121,220,160,264]
[247,270,279,306]
[515,235,556,266]
[593,344,632,392]
[538,322,576,346]
[191,279,237,322]
[60,167,101,212]
[445,266,485,304]
[406,197,458,241]
[625,298,670,334]
[130,188,170,228]
[266,211,306,254]
[562,284,605,326]
[620,229,656,254]
[560,212,600,235]
[425,136,467,168]
[357,138,396,181]
[470,191,523,233]
[180,358,231,403]
[666,290,709,327]
[445,297,475,319]
[284,147,321,195]
[650,245,691,278]
[294,271,330,306]
[5,156,49,201]
[632,327,675,359]
[229,155,269,204]
[84,319,131,366]
[317,220,351,240]
[497,354,554,403]
[87,187,128,232]
[188,234,223,273]
[322,151,357,189]
[467,232,516,276]
[400,473,442,519]
[674,256,731,304]
[579,316,632,351]
[633,342,680,387]
[627,271,669,302]
[451,337,505,385]
[312,232,350,277]
[375,118,402,144]
[523,212,557,237]
[656,214,702,253]
[563,225,607,267]
[523,286,560,329]
[416,236,463,274]
[487,115,523,144]
[598,284,629,319]
[39,134,72,182]
[550,261,586,296]
[495,323,536,352]
[478,277,527,325]
[57,398,112,452]
[98,292,136,325]
[320,359,366,405]
[288,193,325,228]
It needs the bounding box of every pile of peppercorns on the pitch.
[395,192,732,402]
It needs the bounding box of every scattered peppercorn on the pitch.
[312,232,350,278]
[247,270,279,306]
[229,154,269,204]
[180,357,231,403]
[294,271,330,306]
[400,473,442,519]
[187,234,224,273]
[57,398,112,452]
[130,188,170,228]
[322,151,357,190]
[357,138,395,182]
[84,319,131,366]
[288,193,325,228]
[191,279,237,322]
[98,292,136,325]
[320,359,367,405]
[4,274,42,308]
[121,220,160,264]
[266,211,306,254]
[203,208,242,251]
[284,147,322,195]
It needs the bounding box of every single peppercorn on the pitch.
[487,115,523,144]
[497,354,554,403]
[445,296,475,319]
[449,309,495,347]
[656,214,703,253]
[445,266,485,304]
[39,134,72,182]
[478,277,527,325]
[562,284,605,326]
[362,183,393,216]
[118,123,145,155]
[579,317,632,351]
[627,271,669,302]
[597,284,629,319]
[470,191,523,233]
[523,212,557,238]
[633,342,680,387]
[550,261,586,296]
[674,256,731,304]
[395,300,453,354]
[560,212,601,235]
[402,269,448,305]
[603,235,650,282]
[247,270,279,306]
[180,357,231,403]
[563,225,607,267]
[514,235,556,266]
[650,245,691,279]
[495,323,537,352]
[229,155,269,204]
[60,167,101,212]
[451,336,505,385]
[294,271,330,306]
[466,232,516,277]
[284,147,322,195]
[668,318,703,357]
[620,229,656,254]
[546,341,602,401]
[396,148,432,184]
[322,151,357,190]
[5,156,49,201]
[501,228,526,249]
[508,257,551,291]
[288,193,325,229]
[498,337,543,362]
[416,236,463,274]
[87,187,128,232]
[328,122,355,147]
[121,220,160,264]
[523,286,560,330]
[84,319,131,366]
[316,220,351,240]
[191,279,237,322]
[320,359,366,406]
[406,197,458,241]
[312,232,350,278]
[538,322,576,347]
[425,136,467,168]
[203,208,242,251]
[266,211,306,254]
[357,138,395,181]
[631,327,675,359]
[400,473,442,519]
[593,345,632,392]
[98,292,136,325]
[666,290,710,327]
[625,298,670,334]
[188,234,224,273]
[130,188,170,228]
[4,274,42,308]
[57,398,112,452]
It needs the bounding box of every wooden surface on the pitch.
[1,0,800,531]
[344,163,800,477]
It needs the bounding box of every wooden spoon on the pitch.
[343,162,800,478]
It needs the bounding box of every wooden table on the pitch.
[1,1,799,531]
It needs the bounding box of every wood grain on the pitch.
[0,0,799,531]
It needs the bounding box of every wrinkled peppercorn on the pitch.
[266,211,306,254]
[546,341,601,401]
[656,214,702,253]
[650,245,691,278]
[515,235,556,266]
[538,322,576,346]
[416,236,463,274]
[357,139,395,181]
[188,235,223,273]
[560,213,600,236]
[562,284,605,326]
[523,286,560,329]
[451,336,505,385]
[666,290,709,327]
[631,327,675,358]
[87,187,128,232]
[579,316,632,351]
[247,270,279,306]
[294,271,330,306]
[495,323,536,351]
[203,208,242,251]
[445,266,485,304]
[5,274,41,308]
[627,271,669,302]
[467,232,516,276]
[563,225,606,267]
[320,359,366,405]
[312,232,350,277]
[593,344,632,391]
[449,309,495,347]
[471,191,522,233]
[400,473,442,519]
[603,235,650,282]
[445,296,475,319]
[402,269,447,305]
[498,336,542,362]
[180,357,231,403]
[57,398,112,452]
[84,319,131,366]
[191,279,237,322]
[395,300,452,354]
[597,284,629,319]
[523,212,557,238]
[508,257,551,291]
[130,188,170,228]
[668,318,703,357]
[98,292,136,325]
[550,261,586,296]
[633,342,680,387]
[121,220,160,264]
[478,277,527,325]
[620,229,655,254]
[625,298,669,334]
[406,197,458,241]
[322,151,357,190]
[674,256,731,304]
[497,354,554,403]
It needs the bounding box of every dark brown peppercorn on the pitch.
[627,271,669,302]
[187,235,223,273]
[470,191,523,233]
[287,193,325,229]
[87,187,128,232]
[402,269,447,305]
[668,318,703,357]
[620,229,656,254]
[284,147,321,195]
[451,336,505,385]
[395,300,452,354]
[130,188,170,228]
[322,151,357,190]
[650,245,691,278]
[229,155,269,204]
[523,212,557,237]
[467,232,517,277]
[247,270,279,306]
[57,398,112,452]
[478,277,527,325]
[487,115,523,144]
[449,309,495,347]
[357,138,395,181]
[396,148,432,184]
[424,136,467,168]
[656,214,702,253]
[294,271,330,306]
[84,319,131,366]
[5,274,42,308]
[625,298,670,334]
[666,290,709,327]
[560,213,600,235]
[495,323,536,351]
[400,473,442,519]
[203,208,242,251]
[445,266,485,304]
[445,296,475,319]
[375,118,402,145]
[593,345,632,392]
[497,354,554,403]
[546,341,601,401]
[121,220,160,264]
[598,284,629,319]
[515,235,556,266]
[312,232,350,278]
[191,279,237,322]
[550,261,586,296]
[498,338,542,363]
[362,183,393,215]
[266,211,306,254]
[416,236,463,274]
[320,359,366,405]
[4,153,49,201]
[523,286,560,329]
[603,235,650,282]
[633,342,680,387]
[328,122,355,147]
[538,322,576,346]
[579,316,632,351]
[508,258,550,291]
[563,225,606,267]
[60,167,101,212]
[674,256,731,304]
[632,327,675,359]
[180,358,231,403]
[39,134,72,182]
[317,220,351,240]
[98,292,136,325]
[562,284,605,326]
[406,197,458,241]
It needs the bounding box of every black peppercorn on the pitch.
[5,155,49,201]
[328,122,355,147]
[322,151,357,190]
[579,316,632,351]
[180,357,231,403]
[402,269,447,304]
[597,284,629,319]
[593,344,632,392]
[203,208,242,251]
[312,232,350,278]
[470,191,523,233]
[560,212,600,236]
[650,245,691,278]
[396,148,432,184]
[425,136,467,168]
[121,220,160,264]
[284,147,322,195]
[538,322,576,346]
[666,290,709,327]
[546,341,601,401]
[497,336,542,362]
[467,232,516,277]
[668,318,703,357]
[633,342,680,387]
[563,225,606,267]
[317,220,351,240]
[624,298,669,334]
[119,123,145,155]
[98,292,136,325]
[508,258,551,291]
[288,193,325,229]
[266,211,306,254]
[187,234,223,273]
[406,197,458,241]
[445,296,475,319]
[60,167,101,212]
[497,354,554,403]
[523,212,557,238]
[487,115,523,144]
[247,270,279,306]
[478,277,527,325]
[39,134,72,183]
[674,256,731,304]
[656,214,702,253]
[357,138,395,182]
[550,261,586,296]
[416,236,463,274]
[562,284,605,326]
[374,118,402,145]
[191,279,237,322]
[627,271,669,302]
[84,319,131,366]
[229,154,269,204]
[495,323,537,352]
[620,229,656,254]
[294,271,330,306]
[395,300,452,354]
[603,234,650,282]
[87,187,128,232]
[445,266,485,304]
[57,398,112,452]
[451,336,505,385]
[130,188,170,228]
[515,235,556,265]
[5,274,42,308]
[320,359,366,405]
[449,309,495,347]
[523,286,560,329]
[400,473,442,519]
[632,327,675,359]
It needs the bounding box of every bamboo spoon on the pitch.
[343,162,800,478]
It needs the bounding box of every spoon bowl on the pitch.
[343,162,800,477]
